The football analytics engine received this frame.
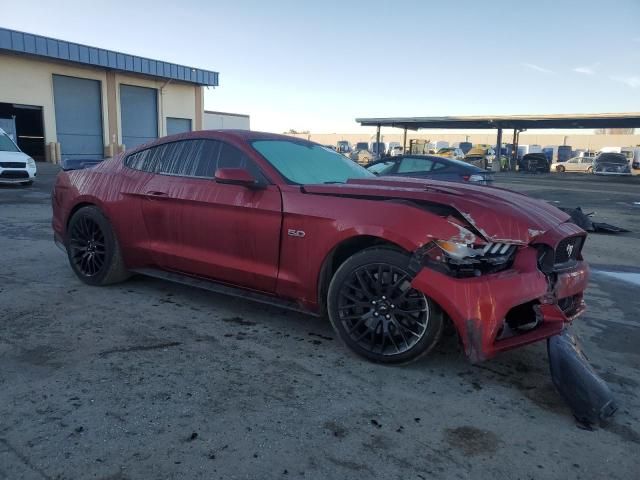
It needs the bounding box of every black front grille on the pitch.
[0,170,29,179]
[0,162,26,168]
[554,236,583,265]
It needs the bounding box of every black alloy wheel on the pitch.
[66,206,129,286]
[327,248,443,364]
[69,215,106,277]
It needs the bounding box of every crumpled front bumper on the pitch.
[411,246,590,362]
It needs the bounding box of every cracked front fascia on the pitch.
[528,228,545,239]
[446,221,477,244]
[459,211,531,245]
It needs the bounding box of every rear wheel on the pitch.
[586,166,593,174]
[556,165,565,173]
[66,206,129,286]
[327,248,443,364]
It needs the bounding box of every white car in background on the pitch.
[386,142,401,154]
[551,156,594,173]
[389,145,404,156]
[0,127,37,185]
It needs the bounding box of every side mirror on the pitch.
[214,168,264,189]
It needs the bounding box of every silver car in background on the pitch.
[551,156,594,173]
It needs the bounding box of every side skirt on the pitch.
[132,268,319,317]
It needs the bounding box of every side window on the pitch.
[398,157,433,173]
[218,142,248,169]
[156,140,220,178]
[124,145,163,173]
[194,140,221,177]
[432,162,448,171]
[217,142,266,181]
[159,140,198,176]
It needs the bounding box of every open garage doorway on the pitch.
[0,103,45,161]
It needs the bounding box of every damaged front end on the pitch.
[420,239,518,278]
[411,220,590,363]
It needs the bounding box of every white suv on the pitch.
[0,127,37,185]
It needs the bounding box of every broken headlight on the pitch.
[425,240,517,277]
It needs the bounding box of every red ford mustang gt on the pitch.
[52,130,589,363]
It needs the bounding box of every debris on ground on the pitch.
[559,207,630,234]
[547,330,617,429]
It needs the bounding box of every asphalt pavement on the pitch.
[0,164,638,480]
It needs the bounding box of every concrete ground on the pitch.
[1,165,639,480]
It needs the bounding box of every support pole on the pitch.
[376,124,381,159]
[402,127,407,153]
[495,127,503,171]
[512,128,518,171]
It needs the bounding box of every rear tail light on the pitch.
[468,174,485,183]
[462,175,470,181]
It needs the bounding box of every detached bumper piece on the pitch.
[548,331,617,427]
[411,224,590,362]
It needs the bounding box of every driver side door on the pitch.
[141,138,282,293]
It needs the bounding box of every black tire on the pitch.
[327,248,443,364]
[556,165,565,173]
[66,206,129,286]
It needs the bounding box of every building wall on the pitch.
[0,52,205,161]
[0,52,109,145]
[204,111,250,130]
[114,73,197,142]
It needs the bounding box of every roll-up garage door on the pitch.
[52,75,104,160]
[120,84,158,149]
[166,117,192,136]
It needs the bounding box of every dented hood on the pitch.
[303,177,571,244]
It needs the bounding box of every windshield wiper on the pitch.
[323,181,345,184]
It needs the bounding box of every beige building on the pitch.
[0,27,218,163]
[204,110,250,130]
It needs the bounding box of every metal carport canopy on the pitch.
[355,113,640,130]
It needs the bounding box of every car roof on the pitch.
[366,154,482,171]
[597,152,627,160]
[123,129,317,156]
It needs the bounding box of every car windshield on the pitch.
[0,133,20,152]
[598,153,627,164]
[356,143,368,150]
[442,158,480,170]
[367,161,395,175]
[252,140,374,184]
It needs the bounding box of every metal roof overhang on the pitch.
[355,113,640,130]
[0,27,219,87]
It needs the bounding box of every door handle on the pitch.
[145,191,168,198]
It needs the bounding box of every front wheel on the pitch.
[66,206,129,286]
[327,248,443,364]
[556,165,565,173]
[586,166,593,174]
